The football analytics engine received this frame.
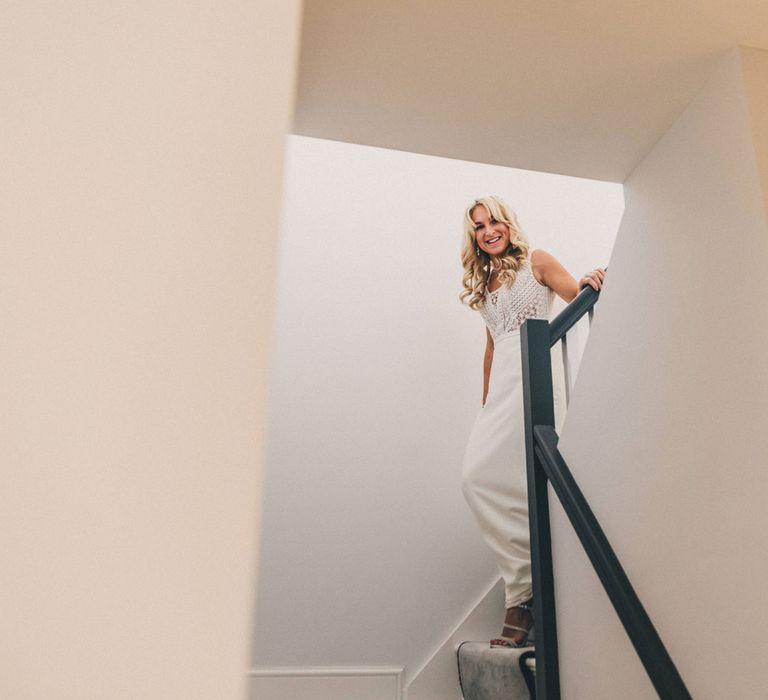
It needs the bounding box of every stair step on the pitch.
[457,642,534,700]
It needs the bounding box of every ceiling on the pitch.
[293,0,768,182]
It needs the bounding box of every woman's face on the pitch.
[471,205,510,258]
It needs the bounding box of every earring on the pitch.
[475,245,481,257]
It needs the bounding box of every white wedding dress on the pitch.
[461,254,564,608]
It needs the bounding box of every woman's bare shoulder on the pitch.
[529,249,558,284]
[529,248,557,266]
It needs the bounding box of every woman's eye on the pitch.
[490,218,498,224]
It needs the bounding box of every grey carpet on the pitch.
[457,641,533,700]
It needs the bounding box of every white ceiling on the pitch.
[293,0,768,182]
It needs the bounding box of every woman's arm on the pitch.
[483,327,494,406]
[530,249,605,302]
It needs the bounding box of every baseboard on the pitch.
[248,665,405,700]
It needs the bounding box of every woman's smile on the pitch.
[471,204,510,257]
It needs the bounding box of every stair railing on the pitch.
[521,284,691,700]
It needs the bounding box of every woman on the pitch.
[460,195,605,648]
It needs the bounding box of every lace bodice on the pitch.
[479,257,554,342]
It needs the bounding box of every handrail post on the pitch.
[521,319,560,700]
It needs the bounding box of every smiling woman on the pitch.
[459,195,604,648]
[460,197,530,308]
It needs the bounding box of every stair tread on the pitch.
[457,642,533,700]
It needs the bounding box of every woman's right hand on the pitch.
[578,267,606,292]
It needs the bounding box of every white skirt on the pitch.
[461,330,565,608]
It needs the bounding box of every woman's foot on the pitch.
[489,600,533,648]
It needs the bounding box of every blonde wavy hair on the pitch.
[459,196,530,309]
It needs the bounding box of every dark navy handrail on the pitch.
[520,280,691,700]
[549,280,601,347]
[533,425,691,699]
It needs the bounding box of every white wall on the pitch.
[1,2,301,698]
[406,579,505,700]
[555,47,768,698]
[252,136,622,690]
